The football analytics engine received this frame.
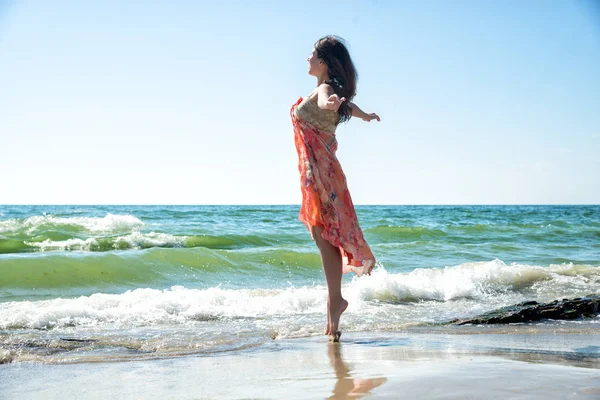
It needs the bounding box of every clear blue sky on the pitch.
[1,0,599,205]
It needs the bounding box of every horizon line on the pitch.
[1,203,599,207]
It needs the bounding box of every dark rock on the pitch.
[520,301,538,306]
[452,294,600,325]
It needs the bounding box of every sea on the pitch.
[0,205,599,364]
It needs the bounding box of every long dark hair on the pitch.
[314,35,358,124]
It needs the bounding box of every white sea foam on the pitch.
[0,348,14,364]
[350,259,599,303]
[353,259,535,301]
[25,238,99,252]
[0,261,597,330]
[0,286,327,330]
[113,232,186,249]
[0,213,143,234]
[23,232,185,252]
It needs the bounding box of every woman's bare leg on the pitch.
[311,225,348,338]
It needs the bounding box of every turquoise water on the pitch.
[0,205,599,363]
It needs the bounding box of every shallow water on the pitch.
[1,332,599,399]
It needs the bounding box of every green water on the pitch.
[0,205,598,299]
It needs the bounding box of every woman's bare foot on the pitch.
[328,298,348,340]
[325,307,331,335]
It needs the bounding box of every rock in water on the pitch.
[449,294,600,325]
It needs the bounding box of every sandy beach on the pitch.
[2,326,599,399]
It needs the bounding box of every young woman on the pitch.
[290,35,380,341]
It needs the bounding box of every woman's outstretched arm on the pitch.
[348,102,380,122]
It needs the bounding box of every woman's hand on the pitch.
[348,102,381,122]
[361,113,380,122]
[326,94,346,111]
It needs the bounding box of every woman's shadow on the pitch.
[327,343,387,399]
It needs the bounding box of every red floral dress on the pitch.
[291,96,376,276]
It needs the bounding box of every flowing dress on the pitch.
[290,95,376,276]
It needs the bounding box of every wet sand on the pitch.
[1,329,599,399]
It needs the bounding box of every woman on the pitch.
[290,35,380,341]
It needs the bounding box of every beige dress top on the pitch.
[293,95,339,134]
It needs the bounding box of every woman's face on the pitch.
[307,48,325,76]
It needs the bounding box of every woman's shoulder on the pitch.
[317,83,335,96]
[307,83,334,100]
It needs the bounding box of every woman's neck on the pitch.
[316,72,330,86]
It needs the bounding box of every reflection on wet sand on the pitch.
[327,343,387,399]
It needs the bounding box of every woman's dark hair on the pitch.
[314,35,358,124]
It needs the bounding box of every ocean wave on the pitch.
[350,260,599,303]
[0,213,144,235]
[113,232,187,249]
[24,237,101,252]
[1,261,597,330]
[0,247,322,290]
[1,231,291,254]
[366,223,600,240]
[23,232,188,252]
[0,285,327,330]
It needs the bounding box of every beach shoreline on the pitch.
[1,328,598,399]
